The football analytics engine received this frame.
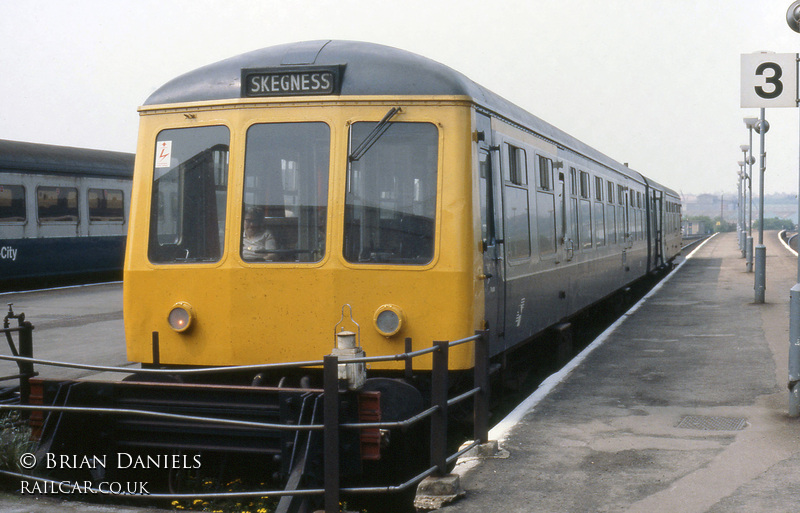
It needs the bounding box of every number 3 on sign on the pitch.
[741,53,798,108]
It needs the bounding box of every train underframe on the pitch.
[22,370,429,512]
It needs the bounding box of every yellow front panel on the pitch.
[124,99,478,371]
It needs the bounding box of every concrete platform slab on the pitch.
[441,232,800,513]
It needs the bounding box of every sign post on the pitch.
[741,53,798,108]
[741,52,797,307]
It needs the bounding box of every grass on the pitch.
[0,411,34,473]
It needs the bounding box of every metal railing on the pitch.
[0,309,490,513]
[1,305,36,404]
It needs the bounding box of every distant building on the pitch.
[683,219,708,236]
[683,192,798,224]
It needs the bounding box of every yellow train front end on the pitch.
[124,97,481,375]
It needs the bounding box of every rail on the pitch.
[681,234,709,253]
[0,306,489,513]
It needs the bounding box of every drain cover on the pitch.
[676,415,748,431]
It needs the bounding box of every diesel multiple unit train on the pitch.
[124,40,680,373]
[23,41,680,501]
[0,139,134,289]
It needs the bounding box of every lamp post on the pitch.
[737,163,745,255]
[740,140,753,272]
[753,110,769,303]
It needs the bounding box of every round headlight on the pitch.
[374,304,405,337]
[168,302,195,333]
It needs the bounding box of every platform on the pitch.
[441,231,800,513]
[0,282,130,381]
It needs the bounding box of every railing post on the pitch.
[430,341,449,476]
[18,320,33,404]
[473,330,489,444]
[323,355,339,513]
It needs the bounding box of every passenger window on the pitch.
[569,168,579,250]
[570,168,578,196]
[501,145,532,261]
[506,144,527,186]
[537,155,552,191]
[38,186,78,223]
[580,199,592,249]
[579,171,590,199]
[148,125,229,263]
[88,189,125,222]
[594,200,605,246]
[505,186,531,260]
[536,191,556,255]
[606,202,616,244]
[344,122,437,264]
[243,122,330,263]
[535,156,556,256]
[638,210,644,240]
[0,185,25,222]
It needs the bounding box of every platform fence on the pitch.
[0,305,489,513]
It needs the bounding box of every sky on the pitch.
[1,0,800,196]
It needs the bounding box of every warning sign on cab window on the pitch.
[155,141,172,168]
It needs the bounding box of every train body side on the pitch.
[477,115,680,357]
[0,140,133,288]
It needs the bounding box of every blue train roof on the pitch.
[145,40,486,105]
[144,40,673,192]
[0,139,134,179]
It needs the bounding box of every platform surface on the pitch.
[442,231,800,513]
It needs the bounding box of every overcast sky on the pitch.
[2,0,800,196]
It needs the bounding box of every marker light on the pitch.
[374,304,405,337]
[168,302,195,333]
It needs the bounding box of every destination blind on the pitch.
[242,66,342,97]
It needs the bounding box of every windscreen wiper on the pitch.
[348,107,401,162]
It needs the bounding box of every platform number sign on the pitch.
[741,53,798,108]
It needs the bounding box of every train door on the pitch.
[622,188,632,249]
[652,189,664,268]
[477,114,505,353]
[556,169,574,263]
[644,184,664,272]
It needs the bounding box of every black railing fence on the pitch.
[0,306,490,513]
[1,305,36,404]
